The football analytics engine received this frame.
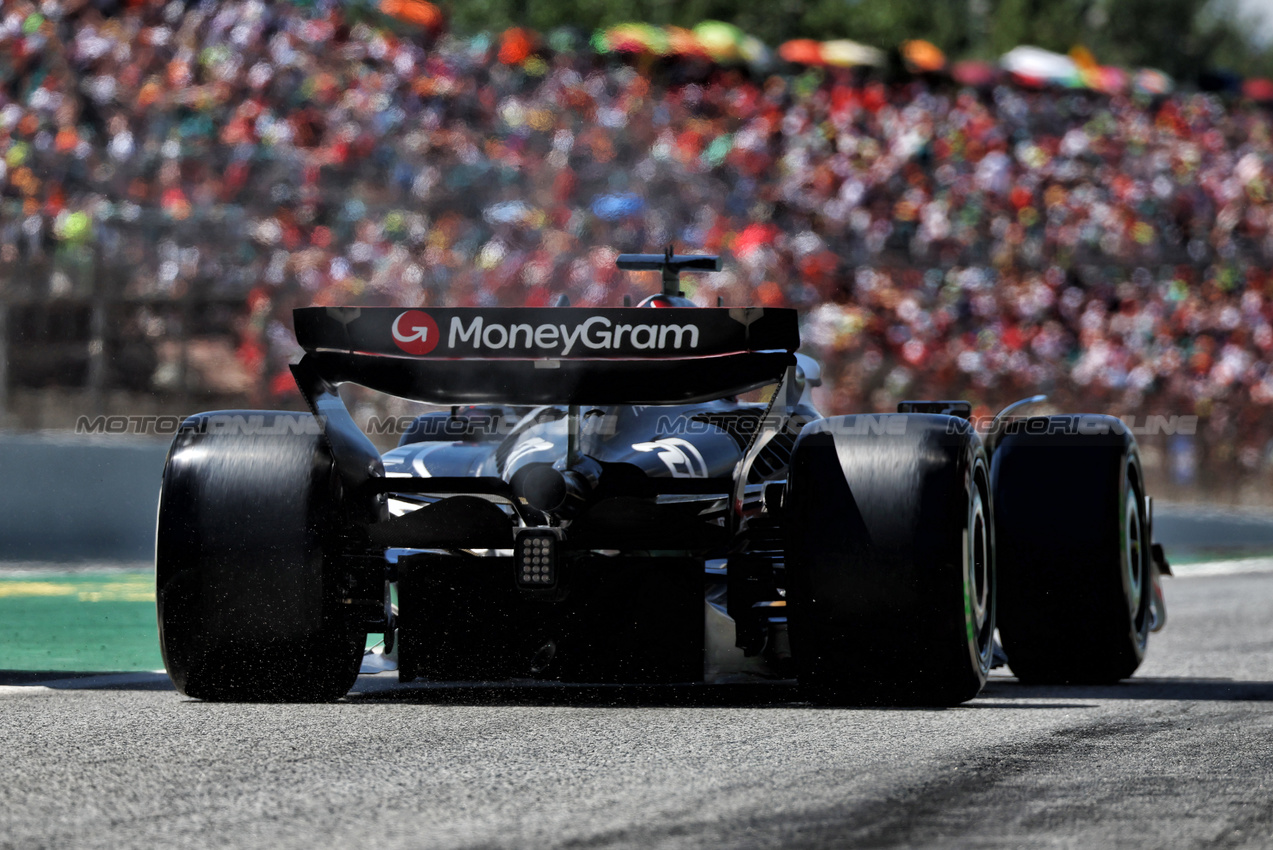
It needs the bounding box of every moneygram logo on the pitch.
[392,310,439,355]
[447,315,701,355]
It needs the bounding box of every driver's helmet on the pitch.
[636,293,696,308]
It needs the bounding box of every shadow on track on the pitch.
[348,675,1273,709]
[980,677,1273,702]
[347,678,1089,710]
[8,671,1266,705]
[350,679,808,709]
[0,670,173,691]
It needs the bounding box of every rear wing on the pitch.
[292,306,799,406]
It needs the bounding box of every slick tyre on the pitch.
[992,416,1152,684]
[785,414,995,706]
[156,412,367,701]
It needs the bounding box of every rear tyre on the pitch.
[992,415,1151,684]
[785,415,995,706]
[156,412,369,701]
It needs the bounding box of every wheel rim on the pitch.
[1124,484,1144,620]
[967,483,990,632]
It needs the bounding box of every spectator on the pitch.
[2,0,1272,491]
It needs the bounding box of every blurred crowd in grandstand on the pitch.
[2,0,1273,491]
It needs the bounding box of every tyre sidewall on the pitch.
[786,414,994,705]
[992,415,1150,683]
[156,412,365,701]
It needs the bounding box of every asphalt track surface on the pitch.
[1,562,1272,849]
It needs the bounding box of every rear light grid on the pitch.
[517,532,558,586]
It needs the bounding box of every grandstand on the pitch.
[2,0,1272,501]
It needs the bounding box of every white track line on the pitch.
[1171,557,1273,577]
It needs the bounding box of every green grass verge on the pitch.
[1,570,386,674]
[0,572,162,672]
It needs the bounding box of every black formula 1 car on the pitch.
[156,252,1170,704]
